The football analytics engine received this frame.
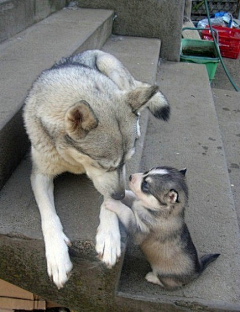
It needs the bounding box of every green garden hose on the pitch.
[204,0,239,91]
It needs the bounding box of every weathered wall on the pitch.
[1,0,184,60]
[0,0,66,43]
[74,0,185,61]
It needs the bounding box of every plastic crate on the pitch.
[202,26,240,59]
[180,38,219,81]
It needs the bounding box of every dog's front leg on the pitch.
[96,201,121,267]
[31,172,72,288]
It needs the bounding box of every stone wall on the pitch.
[0,0,66,43]
[73,0,185,61]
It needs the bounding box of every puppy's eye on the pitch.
[141,180,149,193]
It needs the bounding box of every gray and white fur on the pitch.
[23,50,170,288]
[106,166,220,290]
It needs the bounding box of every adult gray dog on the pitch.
[23,50,170,288]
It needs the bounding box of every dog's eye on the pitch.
[141,180,149,193]
[107,167,117,172]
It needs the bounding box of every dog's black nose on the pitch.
[111,191,125,200]
[129,175,132,181]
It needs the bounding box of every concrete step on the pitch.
[0,0,66,43]
[0,36,161,310]
[116,63,240,311]
[212,88,240,226]
[70,0,184,61]
[0,7,113,190]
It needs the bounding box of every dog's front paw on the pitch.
[44,226,73,289]
[96,224,121,268]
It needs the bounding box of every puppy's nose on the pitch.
[111,191,125,200]
[129,175,132,181]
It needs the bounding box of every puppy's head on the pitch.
[129,166,188,214]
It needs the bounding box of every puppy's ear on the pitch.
[65,100,98,140]
[179,168,187,176]
[127,85,159,114]
[167,189,178,204]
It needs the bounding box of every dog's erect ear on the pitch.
[179,168,187,176]
[167,189,178,204]
[127,85,159,114]
[65,100,98,140]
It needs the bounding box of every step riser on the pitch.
[74,0,184,61]
[0,107,29,190]
[0,0,66,43]
[213,89,240,225]
[73,11,113,55]
[0,235,124,310]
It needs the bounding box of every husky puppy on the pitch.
[23,50,170,288]
[106,166,220,290]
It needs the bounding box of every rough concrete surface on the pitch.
[211,56,240,229]
[75,0,185,61]
[0,0,66,43]
[211,53,240,91]
[102,35,161,83]
[117,62,240,311]
[212,89,240,225]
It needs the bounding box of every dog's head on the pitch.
[64,85,159,199]
[129,166,188,214]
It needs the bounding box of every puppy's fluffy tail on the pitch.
[200,253,220,272]
[147,90,170,121]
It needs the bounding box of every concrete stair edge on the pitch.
[212,88,240,226]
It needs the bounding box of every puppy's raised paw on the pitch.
[105,198,120,213]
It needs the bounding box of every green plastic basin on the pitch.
[180,38,220,81]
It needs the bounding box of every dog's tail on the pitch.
[200,253,220,273]
[147,90,170,121]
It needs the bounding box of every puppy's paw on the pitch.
[145,272,164,286]
[44,225,73,289]
[96,225,121,268]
